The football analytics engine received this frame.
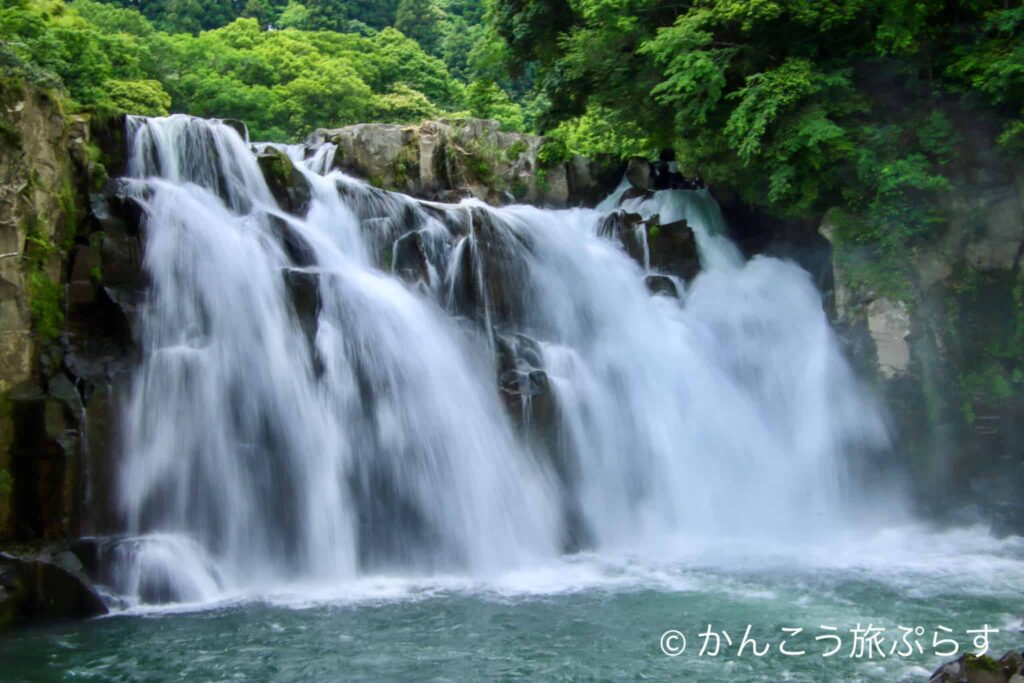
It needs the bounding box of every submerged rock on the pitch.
[0,552,107,632]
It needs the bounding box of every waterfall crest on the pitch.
[113,115,895,603]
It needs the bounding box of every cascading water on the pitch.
[112,114,897,604]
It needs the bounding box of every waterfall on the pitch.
[112,115,895,604]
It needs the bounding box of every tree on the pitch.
[304,0,349,32]
[106,78,172,115]
[394,0,444,55]
[275,0,309,29]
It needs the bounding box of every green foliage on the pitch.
[0,1,476,139]
[465,79,524,131]
[275,0,307,29]
[491,0,1024,286]
[106,78,171,115]
[0,468,12,497]
[504,139,527,161]
[395,0,443,55]
[536,136,567,167]
[26,269,63,340]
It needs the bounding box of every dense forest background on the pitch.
[1,0,1023,295]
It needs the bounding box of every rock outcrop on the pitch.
[0,550,108,631]
[0,83,133,549]
[312,118,618,207]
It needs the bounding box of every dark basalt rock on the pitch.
[495,333,555,431]
[445,208,532,329]
[392,231,430,286]
[647,218,701,282]
[598,210,646,263]
[282,269,321,349]
[0,553,107,632]
[220,118,248,141]
[644,274,679,298]
[257,149,312,216]
[268,214,317,267]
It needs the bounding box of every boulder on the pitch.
[645,274,679,298]
[625,157,653,190]
[220,118,248,142]
[598,210,646,263]
[256,149,311,216]
[323,123,415,192]
[929,652,1021,683]
[0,553,107,632]
[647,218,701,282]
[999,651,1024,679]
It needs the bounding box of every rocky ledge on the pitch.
[306,118,620,207]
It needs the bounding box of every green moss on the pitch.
[463,137,502,189]
[393,159,409,188]
[535,167,549,193]
[505,140,528,161]
[85,141,109,191]
[964,653,1001,673]
[27,269,63,341]
[57,175,80,251]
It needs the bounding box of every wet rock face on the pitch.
[392,231,430,287]
[0,552,107,632]
[644,274,679,298]
[814,107,1024,533]
[256,149,312,216]
[598,211,700,284]
[647,217,700,282]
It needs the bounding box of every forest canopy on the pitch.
[0,0,528,139]
[2,0,1022,289]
